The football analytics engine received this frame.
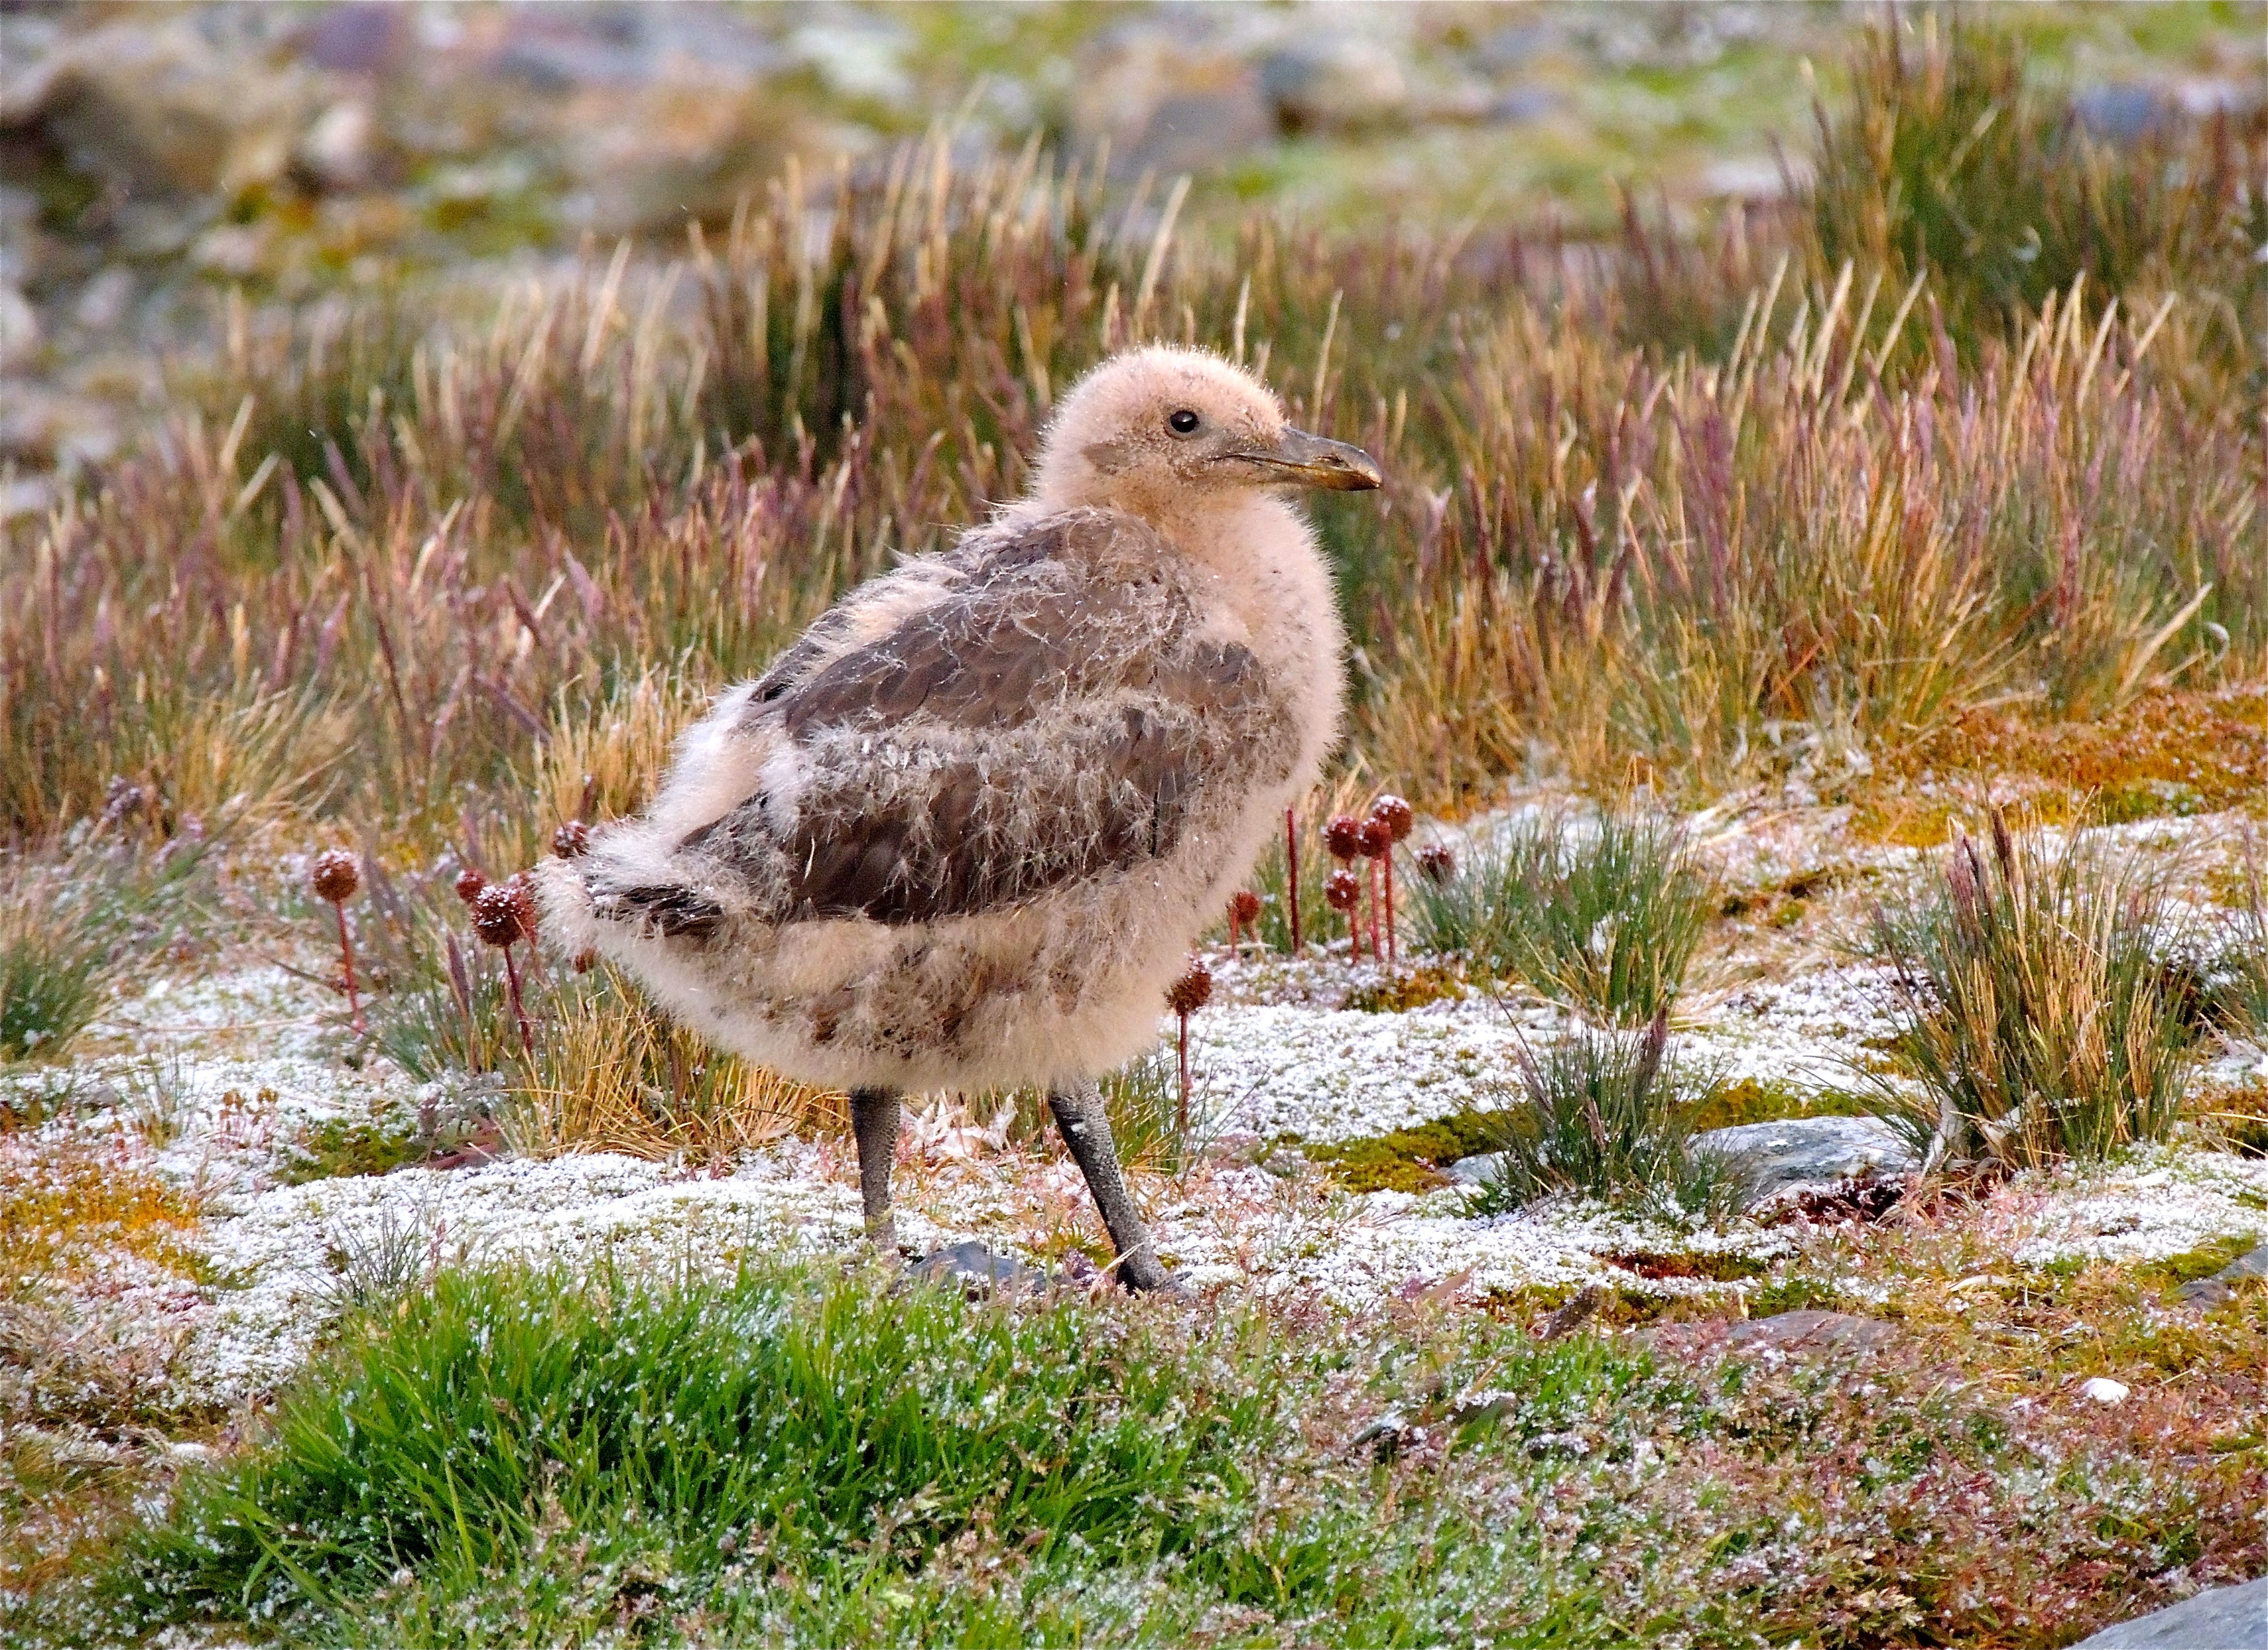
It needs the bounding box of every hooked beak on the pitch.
[1221,426,1382,491]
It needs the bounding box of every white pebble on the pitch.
[2079,1376,2130,1404]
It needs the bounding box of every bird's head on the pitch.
[1027,345,1381,519]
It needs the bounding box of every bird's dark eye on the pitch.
[1166,408,1201,436]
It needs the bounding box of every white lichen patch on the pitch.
[1185,996,1566,1143]
[1678,964,1905,1091]
[187,1148,866,1401]
[2001,1147,2268,1270]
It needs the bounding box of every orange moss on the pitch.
[1855,686,2268,845]
[0,1136,204,1296]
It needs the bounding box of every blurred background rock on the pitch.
[0,0,2259,519]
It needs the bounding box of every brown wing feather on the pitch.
[686,510,1291,927]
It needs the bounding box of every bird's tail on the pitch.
[536,831,730,954]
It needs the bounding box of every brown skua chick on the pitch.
[540,345,1379,1291]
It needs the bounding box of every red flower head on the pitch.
[1323,814,1365,863]
[552,820,592,859]
[1416,842,1457,885]
[1228,889,1262,927]
[1166,959,1214,1017]
[310,848,360,904]
[471,884,525,949]
[1369,794,1414,843]
[1324,867,1361,911]
[454,866,487,905]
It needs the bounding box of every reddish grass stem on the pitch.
[1176,1010,1191,1133]
[332,901,364,1033]
[502,942,534,1058]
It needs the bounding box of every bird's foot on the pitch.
[1112,1245,1186,1297]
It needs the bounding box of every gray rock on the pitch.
[1447,1151,1505,1186]
[2065,1577,2267,1650]
[910,1240,1049,1300]
[1073,33,1273,177]
[1727,1309,1897,1357]
[2177,1243,2268,1306]
[1697,1115,1917,1198]
[1259,36,1410,133]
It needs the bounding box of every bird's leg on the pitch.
[1047,1079,1175,1294]
[849,1087,902,1256]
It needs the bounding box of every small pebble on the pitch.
[2078,1376,2130,1404]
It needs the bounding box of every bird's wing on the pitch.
[674,509,1294,927]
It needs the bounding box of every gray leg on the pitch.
[1048,1079,1175,1294]
[850,1088,901,1254]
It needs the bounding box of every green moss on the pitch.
[2136,1235,2263,1292]
[1749,1276,1851,1317]
[2100,779,2205,825]
[1339,964,1467,1014]
[1681,1078,1871,1133]
[280,1111,425,1184]
[1306,1110,1521,1194]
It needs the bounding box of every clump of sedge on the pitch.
[310,848,364,1034]
[1166,958,1213,1132]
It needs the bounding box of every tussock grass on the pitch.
[0,884,114,1068]
[505,964,822,1165]
[1363,275,2258,799]
[3,16,2256,858]
[0,841,210,1066]
[1812,12,2267,383]
[2218,833,2268,1044]
[1407,809,1710,1025]
[1867,808,2193,1172]
[1467,1015,1747,1219]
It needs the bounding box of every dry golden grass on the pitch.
[520,665,710,836]
[504,965,831,1166]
